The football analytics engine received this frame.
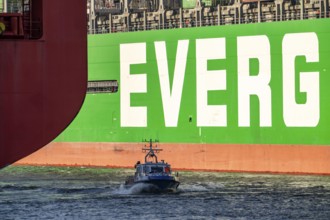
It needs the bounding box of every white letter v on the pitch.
[155,40,189,127]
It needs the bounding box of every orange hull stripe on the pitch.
[15,142,330,175]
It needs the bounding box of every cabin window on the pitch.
[87,80,118,93]
[164,166,170,173]
[150,166,164,173]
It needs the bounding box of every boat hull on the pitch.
[125,179,180,193]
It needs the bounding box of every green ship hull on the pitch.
[60,18,330,146]
[18,18,330,174]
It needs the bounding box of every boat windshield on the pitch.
[150,166,163,173]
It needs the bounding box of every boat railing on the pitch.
[0,13,24,38]
[0,12,42,39]
[0,0,43,39]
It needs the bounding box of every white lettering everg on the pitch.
[283,33,320,127]
[237,35,272,127]
[155,40,189,127]
[196,38,227,127]
[118,33,321,128]
[120,43,147,127]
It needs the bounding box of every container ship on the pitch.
[9,0,330,174]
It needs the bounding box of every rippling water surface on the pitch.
[1,166,330,219]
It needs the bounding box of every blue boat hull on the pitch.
[136,179,180,192]
[125,176,180,193]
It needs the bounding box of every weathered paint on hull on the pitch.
[16,142,330,175]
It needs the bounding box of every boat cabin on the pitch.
[136,162,172,175]
[124,140,180,191]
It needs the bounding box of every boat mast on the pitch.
[142,139,162,163]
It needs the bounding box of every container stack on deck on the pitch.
[87,0,329,33]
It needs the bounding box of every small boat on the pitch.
[124,140,180,193]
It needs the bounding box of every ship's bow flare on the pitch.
[0,0,87,168]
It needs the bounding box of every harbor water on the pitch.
[1,166,330,219]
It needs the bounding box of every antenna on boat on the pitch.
[142,139,162,163]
